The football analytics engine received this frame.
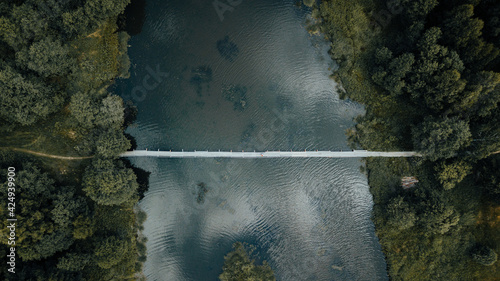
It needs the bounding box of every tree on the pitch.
[400,0,438,20]
[412,116,472,161]
[84,0,131,23]
[72,215,96,240]
[434,160,472,190]
[478,155,500,195]
[61,0,131,36]
[94,236,129,269]
[0,4,51,50]
[386,196,416,231]
[477,0,500,47]
[16,37,75,77]
[82,158,138,206]
[465,71,500,117]
[319,0,370,68]
[95,95,125,129]
[22,229,74,261]
[471,245,498,266]
[51,190,88,228]
[95,129,131,158]
[62,7,92,35]
[219,242,276,281]
[70,93,125,130]
[440,5,499,71]
[69,91,100,128]
[405,27,467,111]
[58,252,93,272]
[0,63,63,125]
[419,198,460,235]
[320,0,369,39]
[372,52,415,96]
[0,164,75,261]
[0,16,17,48]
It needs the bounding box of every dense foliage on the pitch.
[0,0,147,280]
[317,0,500,279]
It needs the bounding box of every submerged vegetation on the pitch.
[190,65,213,96]
[317,0,500,279]
[217,35,240,62]
[196,182,209,204]
[0,0,148,280]
[223,84,248,111]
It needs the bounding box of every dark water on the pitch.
[115,0,388,280]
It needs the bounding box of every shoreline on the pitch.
[317,0,500,279]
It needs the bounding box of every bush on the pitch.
[471,245,498,266]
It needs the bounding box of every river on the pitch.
[114,0,388,280]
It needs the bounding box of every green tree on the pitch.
[219,242,275,281]
[471,245,498,266]
[412,116,472,161]
[386,196,416,231]
[0,164,75,261]
[319,0,370,68]
[82,158,138,206]
[372,52,415,96]
[69,91,101,128]
[0,63,63,125]
[435,160,472,190]
[400,0,438,20]
[84,0,131,22]
[420,199,460,235]
[478,155,500,195]
[72,214,96,240]
[62,7,92,35]
[0,16,17,47]
[440,5,499,70]
[96,129,131,158]
[0,0,139,278]
[51,190,88,228]
[58,251,93,272]
[465,71,500,117]
[94,236,129,269]
[471,109,500,159]
[16,37,75,77]
[70,92,125,130]
[406,27,467,111]
[95,95,125,129]
[61,0,130,36]
[22,229,74,262]
[0,4,51,50]
[477,0,500,47]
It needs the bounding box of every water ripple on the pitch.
[120,0,388,280]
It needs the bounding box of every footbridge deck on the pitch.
[120,150,422,158]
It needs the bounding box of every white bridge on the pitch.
[120,150,422,158]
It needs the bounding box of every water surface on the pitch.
[115,1,388,280]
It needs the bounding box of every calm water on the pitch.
[115,0,388,280]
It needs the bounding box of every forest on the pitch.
[314,0,499,279]
[0,0,149,280]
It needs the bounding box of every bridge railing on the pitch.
[120,150,422,158]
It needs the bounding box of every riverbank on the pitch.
[0,1,148,280]
[317,0,500,279]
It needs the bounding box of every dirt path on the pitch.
[10,148,93,160]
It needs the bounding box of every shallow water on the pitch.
[114,0,388,280]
